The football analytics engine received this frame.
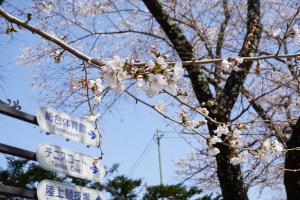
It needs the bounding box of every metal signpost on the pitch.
[36,143,105,181]
[37,107,101,147]
[37,180,105,200]
[0,102,105,199]
[0,184,36,199]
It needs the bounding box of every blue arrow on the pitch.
[88,130,97,139]
[90,164,99,174]
[96,196,102,200]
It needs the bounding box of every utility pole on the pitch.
[156,129,163,185]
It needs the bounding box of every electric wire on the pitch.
[127,135,155,177]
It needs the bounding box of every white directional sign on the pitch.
[36,144,105,181]
[37,107,100,147]
[37,180,105,200]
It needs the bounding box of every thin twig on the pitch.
[124,90,207,140]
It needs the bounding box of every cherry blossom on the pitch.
[146,60,156,70]
[235,57,244,65]
[196,107,209,116]
[230,151,249,166]
[209,135,222,145]
[230,156,241,166]
[148,74,167,96]
[172,61,183,81]
[84,113,100,121]
[157,56,168,69]
[155,101,167,113]
[214,124,229,137]
[208,147,220,156]
[88,80,96,89]
[135,77,146,91]
[272,28,281,38]
[262,138,283,156]
[221,59,230,72]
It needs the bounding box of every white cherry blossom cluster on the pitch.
[135,59,183,97]
[155,101,167,113]
[214,124,230,136]
[88,78,104,103]
[208,124,252,166]
[39,0,55,14]
[71,47,184,104]
[230,151,249,166]
[230,128,244,148]
[101,53,183,98]
[221,57,244,73]
[272,28,281,38]
[179,110,207,130]
[102,56,128,93]
[196,107,209,116]
[230,135,283,165]
[207,124,230,156]
[259,138,284,161]
[71,78,104,103]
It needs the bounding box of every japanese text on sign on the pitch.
[37,107,100,147]
[37,144,105,181]
[38,180,105,200]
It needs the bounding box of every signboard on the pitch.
[37,180,105,200]
[37,107,100,147]
[37,144,105,181]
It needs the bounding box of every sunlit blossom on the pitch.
[221,59,230,72]
[210,136,222,145]
[214,124,229,137]
[208,147,220,156]
[155,101,167,113]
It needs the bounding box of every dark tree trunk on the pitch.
[284,117,300,200]
[141,0,261,199]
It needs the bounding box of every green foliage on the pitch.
[68,177,91,187]
[0,157,63,189]
[143,184,215,200]
[105,175,142,200]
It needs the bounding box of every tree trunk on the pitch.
[284,117,300,199]
[142,0,261,199]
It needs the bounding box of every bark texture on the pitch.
[142,0,262,199]
[284,117,300,200]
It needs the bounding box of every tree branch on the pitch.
[241,86,287,145]
[216,0,231,58]
[216,0,262,121]
[0,7,103,68]
[1,7,299,69]
[141,0,213,105]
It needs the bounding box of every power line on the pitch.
[127,135,155,177]
[163,136,195,139]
